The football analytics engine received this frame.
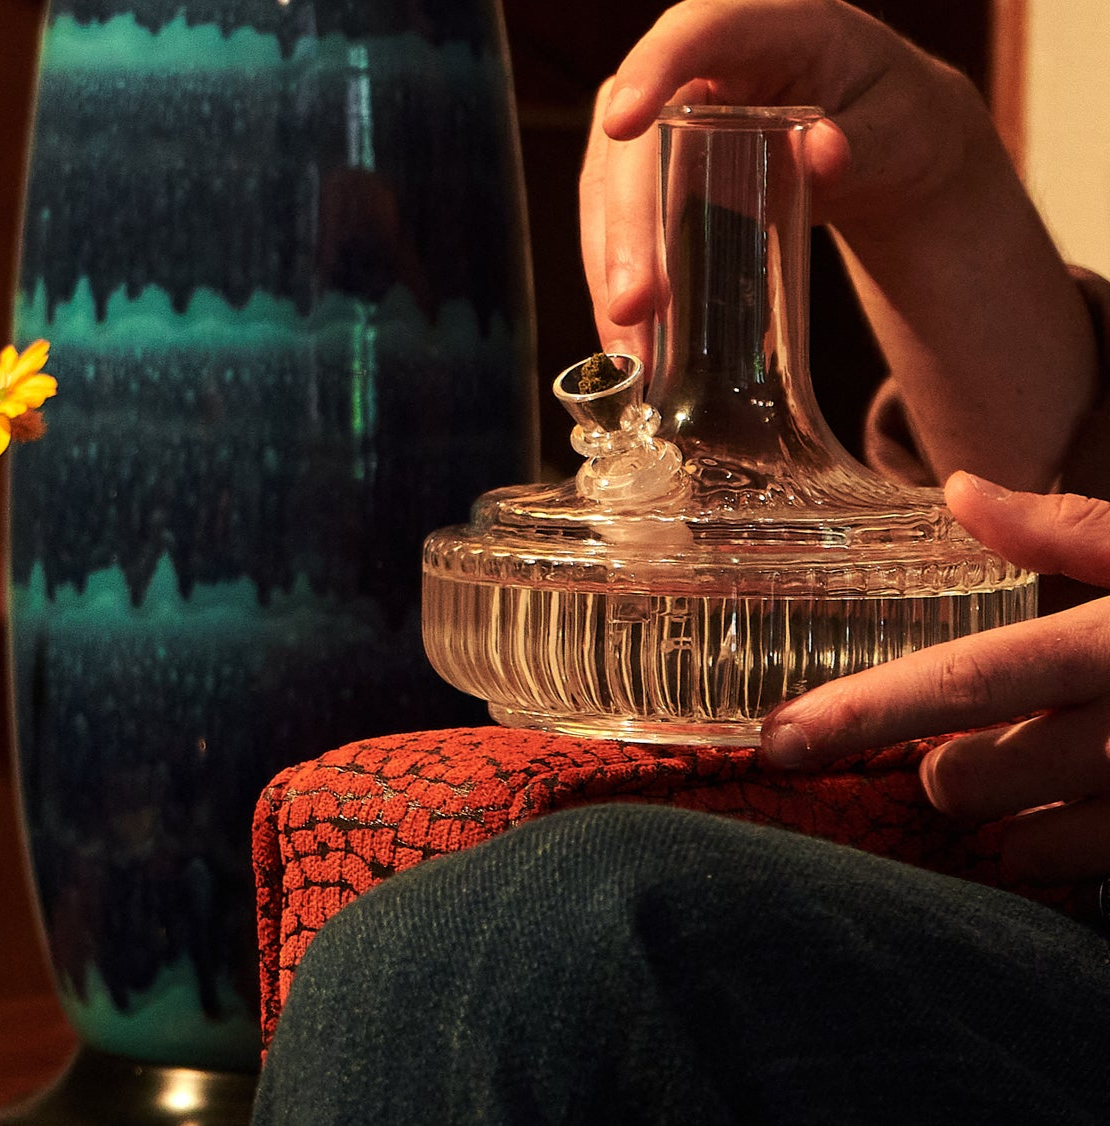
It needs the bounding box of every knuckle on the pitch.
[818,692,874,749]
[1045,609,1110,686]
[1053,491,1110,532]
[1046,493,1110,559]
[934,645,998,715]
[656,0,741,45]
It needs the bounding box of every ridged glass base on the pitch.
[424,562,1038,747]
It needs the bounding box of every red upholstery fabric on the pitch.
[252,725,1072,1050]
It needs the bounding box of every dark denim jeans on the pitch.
[251,804,1109,1125]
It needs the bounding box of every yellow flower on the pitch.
[0,339,57,455]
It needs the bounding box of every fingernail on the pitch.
[604,85,642,126]
[919,744,955,814]
[918,746,940,802]
[762,722,811,770]
[962,472,1012,501]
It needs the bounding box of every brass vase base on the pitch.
[1,1047,258,1125]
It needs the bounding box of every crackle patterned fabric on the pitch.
[252,724,1073,1050]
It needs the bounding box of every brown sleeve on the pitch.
[862,377,935,488]
[862,266,1110,611]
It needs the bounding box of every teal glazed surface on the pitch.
[11,0,536,1071]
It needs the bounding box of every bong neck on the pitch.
[648,107,828,464]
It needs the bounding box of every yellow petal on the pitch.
[0,398,29,420]
[0,417,12,456]
[6,340,50,383]
[0,346,16,380]
[10,372,57,409]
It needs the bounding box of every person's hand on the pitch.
[579,0,1097,492]
[760,470,1110,888]
[580,0,992,365]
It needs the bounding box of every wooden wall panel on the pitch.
[990,0,1028,175]
[0,0,45,344]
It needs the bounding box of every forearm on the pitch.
[834,78,1098,493]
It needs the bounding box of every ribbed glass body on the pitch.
[422,106,1035,747]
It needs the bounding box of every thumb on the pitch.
[945,470,1110,589]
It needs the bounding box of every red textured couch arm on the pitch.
[252,725,1070,1051]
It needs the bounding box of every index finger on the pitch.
[580,82,662,354]
[760,596,1110,767]
[602,2,828,140]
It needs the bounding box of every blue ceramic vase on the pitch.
[11,0,536,1073]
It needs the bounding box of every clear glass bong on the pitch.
[422,106,1037,746]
